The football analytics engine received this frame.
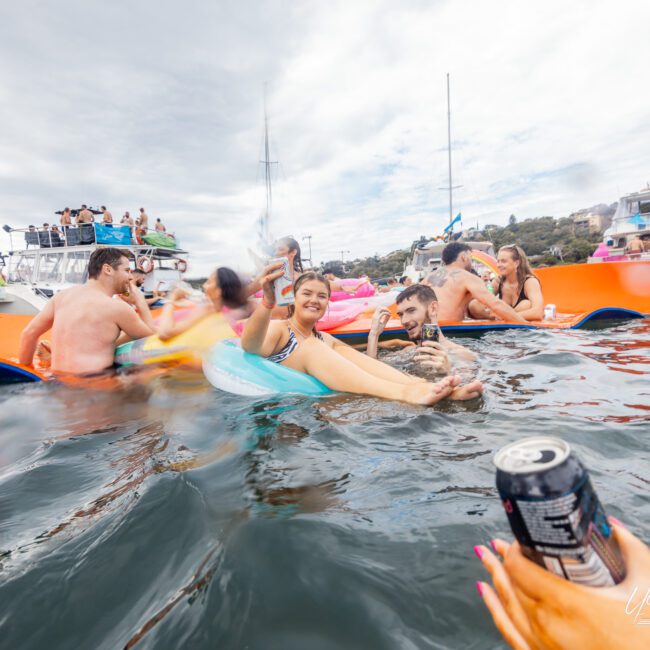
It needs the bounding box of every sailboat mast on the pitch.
[446,72,453,225]
[263,92,272,242]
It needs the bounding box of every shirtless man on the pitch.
[625,235,644,255]
[138,207,149,231]
[101,206,113,224]
[154,218,166,232]
[60,208,72,226]
[367,284,476,373]
[18,248,156,375]
[423,242,526,323]
[77,205,93,224]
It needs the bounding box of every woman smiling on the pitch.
[241,264,483,405]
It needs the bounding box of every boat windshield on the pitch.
[7,252,37,283]
[36,251,66,284]
[64,250,90,284]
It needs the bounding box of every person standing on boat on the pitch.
[18,248,156,375]
[625,235,644,256]
[138,207,149,231]
[424,243,527,323]
[77,205,93,224]
[101,206,113,224]
[60,208,72,227]
[154,218,166,233]
[469,245,544,321]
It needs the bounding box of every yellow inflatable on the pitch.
[115,313,235,366]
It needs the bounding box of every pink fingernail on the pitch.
[476,581,485,597]
[609,516,626,529]
[473,545,484,560]
[490,539,498,553]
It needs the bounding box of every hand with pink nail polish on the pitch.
[474,520,650,649]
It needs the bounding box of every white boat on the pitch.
[589,187,650,262]
[0,220,189,315]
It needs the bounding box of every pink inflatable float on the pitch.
[329,278,375,302]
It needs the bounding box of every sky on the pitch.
[1,0,649,276]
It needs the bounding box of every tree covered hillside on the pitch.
[323,215,603,278]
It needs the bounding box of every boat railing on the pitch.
[2,223,179,253]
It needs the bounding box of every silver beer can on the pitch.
[544,304,556,320]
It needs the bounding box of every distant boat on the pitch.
[590,186,650,262]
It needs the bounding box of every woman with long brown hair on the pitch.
[241,264,484,405]
[471,245,544,321]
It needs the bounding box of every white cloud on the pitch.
[1,0,649,275]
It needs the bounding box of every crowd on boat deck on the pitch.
[26,205,169,248]
[14,237,650,650]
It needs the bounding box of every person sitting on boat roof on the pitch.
[138,207,149,230]
[366,285,475,374]
[120,211,133,226]
[241,265,483,405]
[625,234,644,256]
[77,205,94,224]
[423,242,527,323]
[18,247,157,375]
[101,206,113,224]
[322,268,368,293]
[469,244,544,321]
[154,218,166,233]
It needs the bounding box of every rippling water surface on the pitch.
[1,319,649,649]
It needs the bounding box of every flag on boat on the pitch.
[443,213,462,233]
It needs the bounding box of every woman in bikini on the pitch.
[470,245,544,321]
[241,263,484,406]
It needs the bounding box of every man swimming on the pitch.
[367,284,475,373]
[423,242,526,323]
[18,248,156,375]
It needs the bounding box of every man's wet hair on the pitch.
[101,205,107,210]
[132,268,146,276]
[396,284,438,306]
[442,242,472,265]
[88,247,130,279]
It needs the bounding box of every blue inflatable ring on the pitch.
[203,339,332,397]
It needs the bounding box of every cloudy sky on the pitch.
[1,0,649,276]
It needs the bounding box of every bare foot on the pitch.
[403,374,461,406]
[449,379,484,401]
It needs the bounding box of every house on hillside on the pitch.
[571,210,611,234]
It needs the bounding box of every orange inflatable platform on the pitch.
[329,260,649,341]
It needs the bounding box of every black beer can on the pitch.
[421,323,440,344]
[494,436,626,586]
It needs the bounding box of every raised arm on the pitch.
[465,274,527,323]
[240,262,284,356]
[114,301,155,342]
[18,298,55,366]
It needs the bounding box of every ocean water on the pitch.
[1,319,648,649]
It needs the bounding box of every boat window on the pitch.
[36,252,66,284]
[639,201,650,215]
[7,252,37,282]
[65,250,90,284]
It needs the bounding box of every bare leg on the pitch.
[468,299,495,320]
[283,338,458,405]
[333,341,424,385]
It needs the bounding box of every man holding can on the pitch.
[366,284,475,374]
